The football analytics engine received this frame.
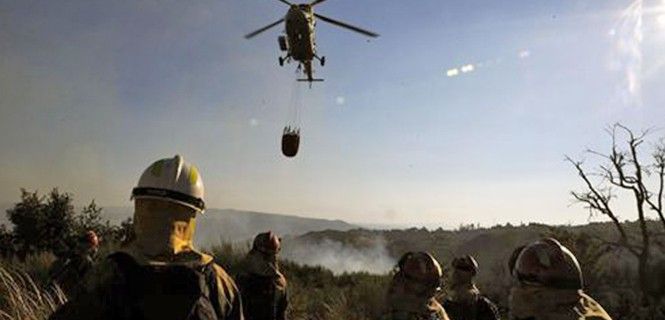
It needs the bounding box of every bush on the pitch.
[6,189,77,258]
[2,188,134,260]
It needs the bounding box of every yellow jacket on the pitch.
[49,249,243,320]
[50,200,243,320]
[509,286,612,320]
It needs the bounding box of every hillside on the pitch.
[283,221,660,267]
[194,209,356,245]
[281,224,549,276]
[280,220,665,312]
[282,221,639,274]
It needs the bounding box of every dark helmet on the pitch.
[508,245,527,275]
[397,251,443,291]
[83,230,100,248]
[512,238,583,290]
[252,231,281,254]
[452,255,479,275]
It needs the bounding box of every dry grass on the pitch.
[4,238,660,320]
[0,264,66,320]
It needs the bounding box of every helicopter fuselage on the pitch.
[284,5,317,62]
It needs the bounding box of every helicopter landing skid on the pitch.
[297,78,323,88]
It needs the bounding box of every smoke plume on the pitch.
[282,237,395,275]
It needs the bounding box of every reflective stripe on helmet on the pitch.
[132,187,205,211]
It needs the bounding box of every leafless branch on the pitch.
[566,156,630,245]
[645,141,665,229]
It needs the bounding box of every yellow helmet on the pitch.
[131,155,205,212]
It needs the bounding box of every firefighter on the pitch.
[48,230,100,297]
[236,231,288,320]
[443,255,499,320]
[385,251,450,320]
[509,238,612,320]
[50,155,243,320]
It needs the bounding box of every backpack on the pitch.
[107,252,220,320]
[443,295,500,320]
[236,273,282,320]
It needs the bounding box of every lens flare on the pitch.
[460,64,475,73]
[610,0,643,106]
[658,14,665,28]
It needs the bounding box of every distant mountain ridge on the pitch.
[193,208,356,245]
[0,205,355,246]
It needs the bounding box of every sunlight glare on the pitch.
[446,68,460,77]
[658,14,665,28]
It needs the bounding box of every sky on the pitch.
[1,0,665,228]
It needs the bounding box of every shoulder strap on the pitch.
[103,252,145,319]
[107,252,143,289]
[475,295,500,320]
[107,252,139,272]
[200,262,222,319]
[471,295,479,320]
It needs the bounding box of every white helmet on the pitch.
[131,155,205,212]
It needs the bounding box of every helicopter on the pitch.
[245,0,379,85]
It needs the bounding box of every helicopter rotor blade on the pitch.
[278,0,293,5]
[244,18,285,39]
[309,0,328,6]
[314,13,379,38]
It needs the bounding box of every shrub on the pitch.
[3,188,134,260]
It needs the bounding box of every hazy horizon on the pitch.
[0,200,652,230]
[1,0,664,227]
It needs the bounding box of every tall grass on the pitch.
[0,243,391,320]
[0,264,65,320]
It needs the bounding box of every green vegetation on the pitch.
[0,189,133,259]
[210,242,391,320]
[0,243,390,320]
[1,188,665,319]
[2,222,665,319]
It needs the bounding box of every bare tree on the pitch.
[566,123,665,303]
